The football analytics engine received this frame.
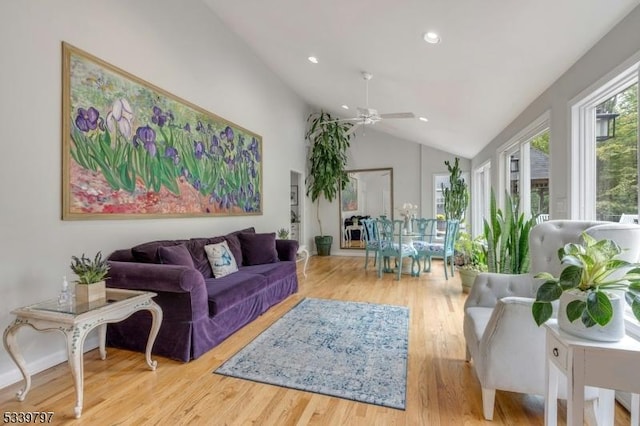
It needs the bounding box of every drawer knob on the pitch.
[553,348,559,357]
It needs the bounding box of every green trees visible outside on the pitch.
[596,84,638,221]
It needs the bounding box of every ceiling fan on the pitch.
[339,71,415,136]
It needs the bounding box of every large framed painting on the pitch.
[62,42,262,219]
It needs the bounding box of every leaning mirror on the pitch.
[339,168,393,249]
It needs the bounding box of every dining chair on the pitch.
[360,218,379,269]
[376,218,417,280]
[413,219,459,279]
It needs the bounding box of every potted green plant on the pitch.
[483,189,536,274]
[532,233,640,341]
[305,110,354,256]
[455,231,488,293]
[70,251,110,303]
[277,228,290,239]
[442,157,469,222]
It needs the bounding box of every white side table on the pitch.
[3,289,163,418]
[296,245,309,278]
[544,320,640,426]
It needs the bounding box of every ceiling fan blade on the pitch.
[379,112,415,119]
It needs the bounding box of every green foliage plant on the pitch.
[442,157,469,221]
[455,231,488,272]
[483,189,536,274]
[305,111,354,236]
[532,233,640,327]
[70,251,110,284]
[277,228,290,239]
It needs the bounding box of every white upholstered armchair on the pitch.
[464,220,640,420]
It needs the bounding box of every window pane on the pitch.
[508,150,520,203]
[530,131,550,217]
[595,84,638,222]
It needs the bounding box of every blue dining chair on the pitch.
[376,218,418,280]
[360,218,379,270]
[413,219,459,279]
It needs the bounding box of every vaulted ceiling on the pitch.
[203,0,640,158]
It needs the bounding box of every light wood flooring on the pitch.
[1,256,632,425]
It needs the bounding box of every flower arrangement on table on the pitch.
[398,203,418,233]
[398,203,418,219]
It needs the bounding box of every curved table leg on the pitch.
[144,302,163,371]
[65,325,90,419]
[3,321,32,401]
[98,323,107,360]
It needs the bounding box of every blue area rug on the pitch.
[214,298,409,409]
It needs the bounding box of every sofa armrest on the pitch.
[107,261,205,293]
[107,260,210,321]
[464,272,536,310]
[276,239,299,261]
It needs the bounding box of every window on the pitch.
[472,161,491,237]
[571,60,640,333]
[498,112,550,221]
[571,62,639,221]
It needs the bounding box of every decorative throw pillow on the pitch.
[158,244,195,268]
[224,227,255,266]
[204,241,239,278]
[238,232,279,266]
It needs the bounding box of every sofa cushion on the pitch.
[132,240,186,263]
[239,232,278,266]
[205,271,267,315]
[242,261,296,284]
[185,237,225,279]
[224,227,255,265]
[158,244,195,268]
[204,241,238,278]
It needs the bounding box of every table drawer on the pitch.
[547,331,568,371]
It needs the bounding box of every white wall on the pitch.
[472,5,640,220]
[0,0,308,387]
[314,128,468,256]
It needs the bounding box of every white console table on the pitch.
[3,289,162,418]
[544,320,640,426]
[296,245,309,278]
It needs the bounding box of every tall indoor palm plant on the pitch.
[305,111,354,255]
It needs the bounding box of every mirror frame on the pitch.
[338,167,394,249]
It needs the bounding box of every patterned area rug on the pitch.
[215,298,409,409]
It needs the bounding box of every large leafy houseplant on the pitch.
[442,157,469,222]
[532,233,640,329]
[483,189,536,274]
[305,111,354,255]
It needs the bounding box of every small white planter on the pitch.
[558,290,625,342]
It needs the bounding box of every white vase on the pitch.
[403,216,412,234]
[558,290,625,342]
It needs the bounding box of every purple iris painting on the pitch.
[62,43,262,219]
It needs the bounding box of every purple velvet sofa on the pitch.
[106,227,299,362]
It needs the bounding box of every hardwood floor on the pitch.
[1,256,632,425]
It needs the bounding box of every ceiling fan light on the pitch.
[307,56,319,64]
[423,32,441,44]
[419,117,429,122]
[341,105,349,110]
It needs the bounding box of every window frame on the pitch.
[497,111,550,219]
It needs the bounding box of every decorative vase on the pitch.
[558,290,625,342]
[403,216,412,234]
[458,268,479,293]
[75,281,106,304]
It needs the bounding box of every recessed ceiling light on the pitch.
[419,117,429,122]
[308,56,319,64]
[423,32,441,44]
[341,105,349,110]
